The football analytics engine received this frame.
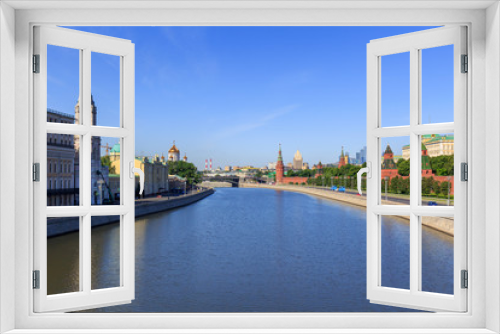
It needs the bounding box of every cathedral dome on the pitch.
[169,144,180,153]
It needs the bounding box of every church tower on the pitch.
[275,144,284,184]
[74,96,97,153]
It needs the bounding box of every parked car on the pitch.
[427,201,438,206]
[331,186,337,191]
[339,186,346,193]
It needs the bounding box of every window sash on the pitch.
[366,26,467,312]
[33,25,136,313]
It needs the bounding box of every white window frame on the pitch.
[0,1,498,333]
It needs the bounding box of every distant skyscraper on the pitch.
[292,150,303,170]
[355,146,367,164]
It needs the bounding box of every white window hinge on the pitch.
[33,163,40,182]
[461,54,468,73]
[33,270,40,289]
[33,54,40,73]
[461,162,468,182]
[461,270,468,289]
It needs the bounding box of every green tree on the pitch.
[255,170,263,178]
[441,181,451,196]
[100,155,116,174]
[390,176,400,194]
[400,178,410,194]
[430,155,454,176]
[397,158,410,176]
[168,161,202,185]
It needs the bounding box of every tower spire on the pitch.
[278,143,283,162]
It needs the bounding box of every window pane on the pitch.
[381,52,410,127]
[380,137,410,205]
[421,216,454,294]
[421,45,454,124]
[91,52,121,127]
[47,45,80,124]
[92,216,121,290]
[47,133,79,206]
[91,137,120,205]
[420,134,454,207]
[47,216,80,295]
[381,215,410,290]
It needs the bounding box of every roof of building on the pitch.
[277,144,283,162]
[404,135,454,149]
[294,150,302,160]
[47,108,75,120]
[110,143,120,153]
[426,135,454,144]
[384,144,393,154]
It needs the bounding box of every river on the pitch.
[47,187,454,312]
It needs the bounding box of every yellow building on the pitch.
[110,145,170,197]
[402,134,454,160]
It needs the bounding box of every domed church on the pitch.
[168,141,181,162]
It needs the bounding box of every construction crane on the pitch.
[101,143,112,156]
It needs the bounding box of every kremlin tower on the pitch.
[338,146,347,168]
[315,161,323,177]
[275,144,284,183]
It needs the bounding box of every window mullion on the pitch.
[81,48,92,294]
[409,47,420,294]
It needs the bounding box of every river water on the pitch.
[47,188,454,312]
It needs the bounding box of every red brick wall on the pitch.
[381,169,399,178]
[380,173,455,195]
[281,177,309,184]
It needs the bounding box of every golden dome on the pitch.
[168,142,180,153]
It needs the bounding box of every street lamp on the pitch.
[384,176,389,201]
[447,175,451,206]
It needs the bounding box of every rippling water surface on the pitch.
[47,188,454,312]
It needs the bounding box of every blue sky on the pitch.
[48,26,453,170]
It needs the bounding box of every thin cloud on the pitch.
[215,105,298,139]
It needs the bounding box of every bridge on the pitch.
[201,175,268,188]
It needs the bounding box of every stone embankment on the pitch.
[47,188,215,237]
[242,183,454,236]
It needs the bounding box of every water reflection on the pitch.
[47,188,453,312]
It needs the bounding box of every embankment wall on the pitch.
[47,188,214,237]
